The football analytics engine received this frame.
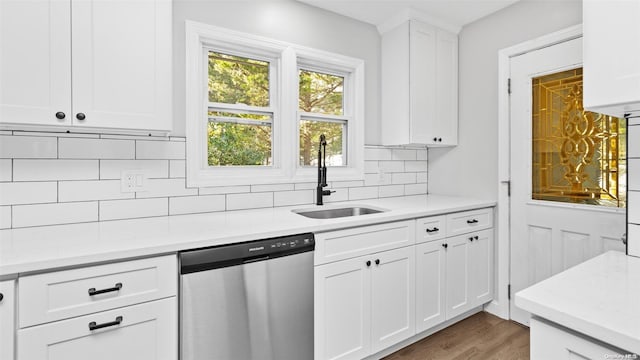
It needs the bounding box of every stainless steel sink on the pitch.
[293,206,386,219]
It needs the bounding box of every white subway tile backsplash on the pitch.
[169,195,225,215]
[100,160,169,179]
[0,160,12,181]
[136,140,185,160]
[364,161,379,174]
[199,185,251,195]
[364,147,392,160]
[274,190,313,207]
[59,180,134,202]
[416,172,428,183]
[392,149,417,161]
[0,206,10,229]
[136,178,197,199]
[416,149,427,161]
[13,160,98,181]
[251,183,294,192]
[12,202,98,228]
[364,173,392,186]
[100,198,168,221]
[379,185,404,198]
[59,138,135,159]
[404,160,428,172]
[0,135,57,159]
[348,186,378,200]
[392,172,417,184]
[0,182,57,205]
[405,183,428,195]
[227,192,273,211]
[323,188,348,203]
[294,182,317,190]
[169,160,186,178]
[379,161,404,173]
[331,180,364,188]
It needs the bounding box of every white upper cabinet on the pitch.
[583,0,640,117]
[0,0,172,133]
[381,20,458,146]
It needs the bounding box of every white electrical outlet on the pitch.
[121,170,147,193]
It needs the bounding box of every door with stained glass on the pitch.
[509,37,626,326]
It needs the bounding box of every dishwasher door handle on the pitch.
[243,256,270,264]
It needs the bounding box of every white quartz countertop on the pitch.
[516,251,640,354]
[0,194,494,276]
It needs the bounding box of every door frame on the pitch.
[491,24,583,320]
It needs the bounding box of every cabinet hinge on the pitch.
[508,284,511,300]
[507,78,511,95]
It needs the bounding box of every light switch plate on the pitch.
[121,170,147,193]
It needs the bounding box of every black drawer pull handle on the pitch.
[442,243,448,249]
[88,282,122,296]
[467,219,479,224]
[366,260,371,267]
[475,236,479,240]
[469,236,474,242]
[375,259,380,265]
[89,316,123,331]
[426,227,439,233]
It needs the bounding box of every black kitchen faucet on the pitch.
[316,134,334,205]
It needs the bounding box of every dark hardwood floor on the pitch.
[383,312,530,360]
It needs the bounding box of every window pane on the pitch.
[208,51,269,107]
[208,112,272,166]
[531,68,626,207]
[299,70,344,115]
[299,119,345,166]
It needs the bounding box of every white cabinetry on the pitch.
[530,317,627,360]
[0,280,15,360]
[583,0,640,118]
[0,0,172,132]
[381,20,458,146]
[415,209,494,333]
[16,255,178,360]
[314,222,416,360]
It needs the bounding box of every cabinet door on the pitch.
[469,229,493,307]
[445,234,471,319]
[409,20,436,144]
[370,246,416,353]
[0,280,15,360]
[415,241,446,333]
[18,297,177,360]
[315,257,371,360]
[71,0,171,131]
[0,0,72,126]
[434,29,458,146]
[583,0,640,117]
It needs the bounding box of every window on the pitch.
[531,67,626,208]
[185,21,364,187]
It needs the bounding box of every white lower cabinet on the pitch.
[0,280,15,360]
[530,317,627,360]
[415,241,446,333]
[315,246,415,360]
[18,297,176,360]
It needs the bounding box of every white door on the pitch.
[314,256,371,360]
[71,0,172,131]
[415,240,446,333]
[0,0,72,126]
[509,37,626,325]
[370,246,415,353]
[445,234,470,319]
[18,297,177,360]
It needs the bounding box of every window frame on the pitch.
[186,21,364,187]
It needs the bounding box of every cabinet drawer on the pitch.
[19,255,176,328]
[18,297,177,360]
[314,221,415,265]
[416,215,446,243]
[446,208,493,236]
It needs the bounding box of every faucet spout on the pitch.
[316,134,332,205]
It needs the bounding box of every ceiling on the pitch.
[296,0,521,33]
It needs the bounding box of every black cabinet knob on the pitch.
[375,259,380,265]
[366,260,371,267]
[433,137,438,142]
[475,236,479,240]
[442,243,448,249]
[0,292,3,302]
[438,138,442,142]
[469,236,474,242]
[55,112,66,120]
[76,113,86,120]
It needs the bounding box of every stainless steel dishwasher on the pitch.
[179,233,315,360]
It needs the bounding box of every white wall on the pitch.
[172,0,381,144]
[428,0,582,199]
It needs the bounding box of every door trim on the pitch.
[489,24,583,320]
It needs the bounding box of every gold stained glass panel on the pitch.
[532,68,626,207]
